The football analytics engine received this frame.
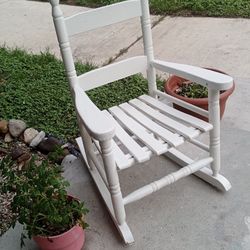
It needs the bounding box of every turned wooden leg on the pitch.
[100,140,126,226]
[208,89,220,177]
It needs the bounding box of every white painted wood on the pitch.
[65,0,142,36]
[93,138,133,171]
[49,0,78,91]
[76,137,135,244]
[99,139,126,226]
[78,56,147,91]
[119,102,184,147]
[112,141,134,170]
[78,123,110,187]
[78,119,95,170]
[103,110,151,164]
[123,157,213,205]
[154,90,209,118]
[100,138,134,170]
[139,95,213,132]
[50,0,232,244]
[140,0,157,97]
[152,60,234,90]
[109,106,168,155]
[208,89,221,177]
[74,86,115,141]
[90,156,109,187]
[195,167,232,192]
[93,139,130,177]
[165,148,231,192]
[129,98,199,139]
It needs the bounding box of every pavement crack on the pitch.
[103,35,142,66]
[102,15,166,66]
[152,15,166,28]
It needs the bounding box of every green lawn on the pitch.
[45,0,250,18]
[0,47,158,139]
[149,0,250,17]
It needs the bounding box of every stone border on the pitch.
[0,119,80,167]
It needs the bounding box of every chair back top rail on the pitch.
[78,56,147,91]
[65,0,142,36]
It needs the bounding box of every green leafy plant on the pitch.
[175,81,209,98]
[0,47,94,140]
[0,156,88,247]
[0,47,164,139]
[47,145,66,163]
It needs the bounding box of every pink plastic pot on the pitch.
[33,225,85,250]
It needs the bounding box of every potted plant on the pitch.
[164,68,235,121]
[0,156,88,250]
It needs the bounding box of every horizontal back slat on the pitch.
[78,56,147,91]
[65,0,142,36]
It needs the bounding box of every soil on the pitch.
[0,137,46,236]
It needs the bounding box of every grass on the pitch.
[40,0,250,18]
[149,0,250,17]
[0,47,161,140]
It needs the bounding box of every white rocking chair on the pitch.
[49,0,233,244]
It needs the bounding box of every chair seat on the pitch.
[97,94,213,170]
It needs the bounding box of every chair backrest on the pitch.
[49,0,157,95]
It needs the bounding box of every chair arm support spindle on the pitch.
[208,89,221,176]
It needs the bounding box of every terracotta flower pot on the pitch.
[33,196,85,250]
[164,68,235,121]
[33,225,85,250]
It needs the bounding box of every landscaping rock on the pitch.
[61,143,70,149]
[68,144,81,157]
[4,133,13,143]
[37,136,62,154]
[23,128,39,145]
[61,154,77,166]
[11,147,25,160]
[30,131,45,148]
[0,120,8,134]
[8,119,26,138]
[63,148,70,156]
[17,152,31,163]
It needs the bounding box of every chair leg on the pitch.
[99,140,126,226]
[164,88,232,192]
[208,89,221,177]
[76,137,134,244]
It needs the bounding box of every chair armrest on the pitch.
[151,59,233,90]
[74,86,115,141]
